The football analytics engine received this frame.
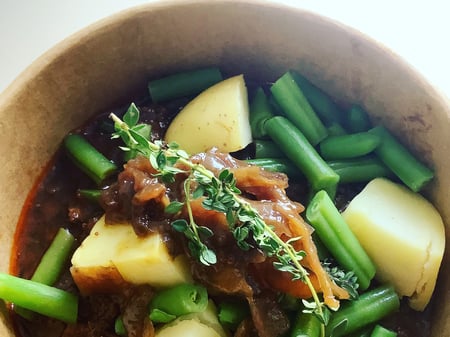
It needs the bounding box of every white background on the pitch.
[1,0,449,98]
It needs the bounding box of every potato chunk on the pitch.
[164,74,252,154]
[155,318,222,337]
[342,178,445,310]
[71,215,192,295]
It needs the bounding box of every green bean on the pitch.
[149,308,176,323]
[344,105,372,132]
[306,190,376,290]
[148,67,222,103]
[217,299,249,331]
[64,134,117,184]
[327,156,392,183]
[270,71,328,146]
[115,316,126,336]
[149,283,208,319]
[370,325,397,337]
[254,140,285,158]
[345,326,374,337]
[311,232,330,261]
[327,122,347,137]
[245,158,303,180]
[249,87,275,139]
[325,285,399,337]
[265,116,339,196]
[0,273,78,323]
[78,188,102,202]
[368,126,434,192]
[15,228,75,319]
[269,94,283,115]
[319,132,381,160]
[290,311,321,337]
[31,228,75,285]
[291,71,342,125]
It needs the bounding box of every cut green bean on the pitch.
[345,105,372,132]
[327,156,392,183]
[271,71,328,145]
[245,158,303,180]
[370,325,397,337]
[290,311,321,337]
[249,87,275,139]
[78,189,102,202]
[0,273,78,323]
[327,122,347,137]
[345,326,375,337]
[217,299,249,331]
[319,132,381,160]
[16,228,75,319]
[64,134,117,184]
[326,285,399,337]
[265,116,339,195]
[368,126,434,192]
[254,140,285,158]
[148,67,223,103]
[306,190,376,290]
[149,308,176,323]
[149,283,208,319]
[31,228,75,285]
[291,71,342,125]
[115,316,127,336]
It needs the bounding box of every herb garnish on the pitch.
[110,103,331,334]
[322,259,359,300]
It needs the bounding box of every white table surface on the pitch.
[1,0,449,99]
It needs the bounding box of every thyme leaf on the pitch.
[322,259,360,300]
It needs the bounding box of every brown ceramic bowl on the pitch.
[0,1,448,336]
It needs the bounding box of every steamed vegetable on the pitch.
[270,71,328,145]
[164,74,252,154]
[319,132,380,160]
[0,273,78,323]
[342,178,445,310]
[70,215,192,295]
[155,300,227,337]
[265,116,339,196]
[249,87,275,138]
[149,283,208,320]
[368,126,433,192]
[155,318,222,337]
[306,190,376,290]
[31,228,75,285]
[64,134,117,184]
[326,285,399,337]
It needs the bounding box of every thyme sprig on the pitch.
[322,259,359,300]
[110,105,328,332]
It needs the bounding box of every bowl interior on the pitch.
[0,1,449,336]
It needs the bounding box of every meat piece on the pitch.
[121,285,155,337]
[247,292,290,337]
[234,318,257,337]
[101,156,171,236]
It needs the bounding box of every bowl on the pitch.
[0,0,449,336]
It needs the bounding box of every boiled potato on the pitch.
[164,74,252,154]
[342,178,445,310]
[71,215,192,295]
[176,300,229,337]
[155,318,222,337]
